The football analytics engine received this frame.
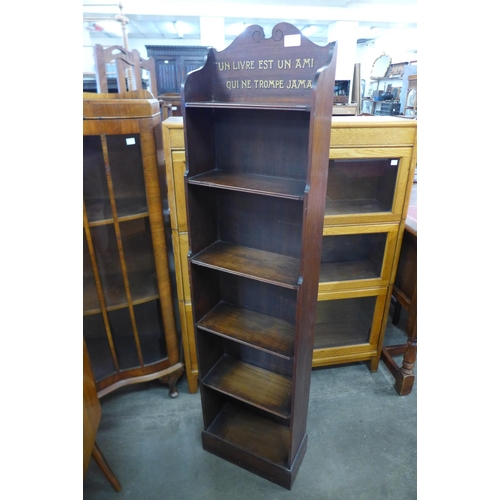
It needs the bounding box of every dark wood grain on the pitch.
[203,355,292,418]
[182,22,337,484]
[206,402,290,466]
[185,101,309,111]
[198,302,295,358]
[191,241,301,289]
[188,170,305,199]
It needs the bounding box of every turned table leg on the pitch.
[394,298,417,396]
[382,292,417,396]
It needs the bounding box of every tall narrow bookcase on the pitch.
[181,23,337,489]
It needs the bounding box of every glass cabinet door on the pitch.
[83,133,169,384]
[319,223,399,292]
[324,147,413,225]
[313,287,388,366]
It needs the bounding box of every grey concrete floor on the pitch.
[84,310,416,500]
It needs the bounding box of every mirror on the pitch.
[370,54,391,79]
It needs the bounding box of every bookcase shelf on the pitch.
[188,171,306,199]
[182,23,337,489]
[203,355,292,419]
[192,242,301,289]
[185,101,310,111]
[197,302,295,359]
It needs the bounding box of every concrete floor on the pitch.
[84,309,416,500]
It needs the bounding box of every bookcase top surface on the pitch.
[182,22,335,106]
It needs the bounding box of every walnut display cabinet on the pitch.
[83,90,184,398]
[181,23,337,489]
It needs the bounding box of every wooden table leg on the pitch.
[91,442,122,492]
[382,292,417,396]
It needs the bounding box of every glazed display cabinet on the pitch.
[181,23,337,488]
[83,90,184,398]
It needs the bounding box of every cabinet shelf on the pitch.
[188,170,305,200]
[185,101,310,112]
[203,355,292,419]
[197,302,295,359]
[83,271,158,315]
[191,241,301,289]
[319,260,380,283]
[205,402,290,467]
[314,320,370,348]
[325,197,389,216]
[85,197,149,226]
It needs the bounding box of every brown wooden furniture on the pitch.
[94,44,158,97]
[83,89,183,398]
[181,23,337,489]
[158,93,182,118]
[84,340,121,491]
[381,192,417,395]
[145,45,209,95]
[163,115,417,393]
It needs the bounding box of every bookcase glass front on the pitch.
[325,158,399,216]
[83,133,167,382]
[314,295,377,349]
[320,232,387,283]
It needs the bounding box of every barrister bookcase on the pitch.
[163,113,417,394]
[180,23,337,489]
[83,90,184,398]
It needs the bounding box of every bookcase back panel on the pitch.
[191,266,297,324]
[214,109,309,180]
[220,273,297,324]
[217,191,303,257]
[188,186,303,258]
[224,341,293,378]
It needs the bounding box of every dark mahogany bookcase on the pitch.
[181,23,337,489]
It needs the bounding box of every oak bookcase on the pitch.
[83,90,184,398]
[180,23,337,488]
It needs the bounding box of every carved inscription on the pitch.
[216,58,316,91]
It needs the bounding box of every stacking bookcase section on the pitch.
[319,223,399,292]
[324,147,413,226]
[313,116,417,372]
[314,287,389,366]
[83,90,184,398]
[182,23,337,489]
